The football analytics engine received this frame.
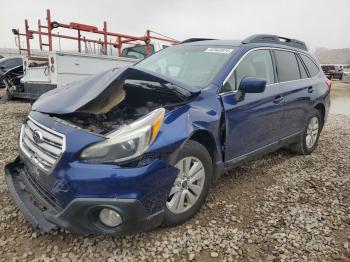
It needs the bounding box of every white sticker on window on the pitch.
[205,48,233,54]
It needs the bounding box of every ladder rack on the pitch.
[12,9,179,56]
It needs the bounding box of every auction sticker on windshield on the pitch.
[205,47,233,54]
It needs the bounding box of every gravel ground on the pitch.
[0,85,349,261]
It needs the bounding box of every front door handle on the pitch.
[273,95,284,104]
[308,86,314,93]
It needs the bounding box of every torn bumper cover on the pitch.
[5,157,170,235]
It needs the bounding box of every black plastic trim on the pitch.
[5,159,56,232]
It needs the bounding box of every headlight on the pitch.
[80,108,165,164]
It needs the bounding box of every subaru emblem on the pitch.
[32,130,43,143]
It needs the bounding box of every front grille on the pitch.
[20,117,65,172]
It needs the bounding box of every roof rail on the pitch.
[242,34,308,51]
[180,38,217,44]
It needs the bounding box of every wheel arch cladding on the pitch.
[190,130,217,161]
[314,103,325,127]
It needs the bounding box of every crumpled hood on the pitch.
[32,67,200,115]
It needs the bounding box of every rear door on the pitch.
[273,50,311,138]
[220,49,285,161]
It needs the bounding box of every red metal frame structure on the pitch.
[13,9,178,56]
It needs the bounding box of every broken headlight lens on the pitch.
[80,108,165,164]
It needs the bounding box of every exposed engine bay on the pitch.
[58,81,185,134]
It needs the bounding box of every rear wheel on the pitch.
[289,109,322,155]
[163,140,212,226]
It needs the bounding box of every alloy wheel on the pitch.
[166,157,205,214]
[306,116,319,148]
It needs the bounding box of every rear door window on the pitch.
[300,54,320,77]
[223,49,274,92]
[274,50,300,82]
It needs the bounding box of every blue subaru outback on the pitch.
[5,35,331,235]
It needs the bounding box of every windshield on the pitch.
[135,45,237,88]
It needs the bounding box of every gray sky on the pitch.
[1,0,350,51]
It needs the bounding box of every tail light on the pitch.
[50,57,55,65]
[326,79,332,91]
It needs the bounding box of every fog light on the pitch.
[99,208,122,227]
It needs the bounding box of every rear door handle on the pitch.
[308,86,314,93]
[273,95,284,104]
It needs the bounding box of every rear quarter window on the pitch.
[274,50,300,82]
[301,54,320,77]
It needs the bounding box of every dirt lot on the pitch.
[0,83,349,261]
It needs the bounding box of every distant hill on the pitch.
[313,48,350,64]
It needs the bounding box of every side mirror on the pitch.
[238,77,266,93]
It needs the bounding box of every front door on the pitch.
[220,49,284,161]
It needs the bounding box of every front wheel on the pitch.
[163,140,212,226]
[289,109,322,155]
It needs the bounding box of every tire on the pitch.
[163,140,213,227]
[289,109,322,155]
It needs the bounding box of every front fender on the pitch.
[147,89,224,171]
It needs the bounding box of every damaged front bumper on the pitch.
[5,157,176,235]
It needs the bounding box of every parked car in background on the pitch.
[0,57,23,87]
[321,65,343,80]
[342,67,350,82]
[0,64,24,99]
[5,34,330,235]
